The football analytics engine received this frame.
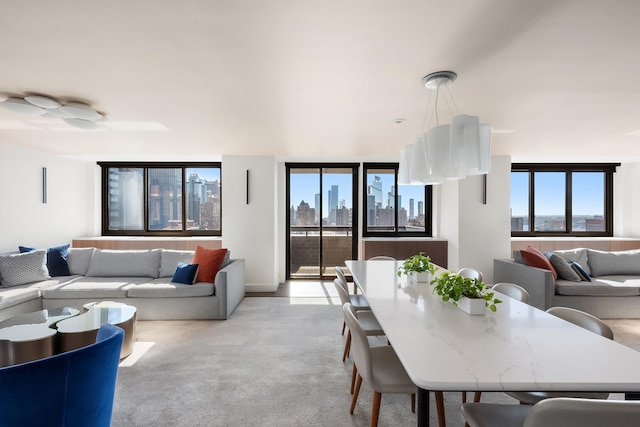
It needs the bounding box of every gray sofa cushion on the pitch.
[548,253,581,281]
[587,249,640,277]
[67,247,95,275]
[0,250,50,287]
[555,278,640,297]
[553,248,591,276]
[159,250,195,278]
[127,277,214,298]
[41,276,146,299]
[86,249,161,278]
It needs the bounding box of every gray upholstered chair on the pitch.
[342,302,416,427]
[492,282,529,303]
[507,307,613,404]
[462,397,640,427]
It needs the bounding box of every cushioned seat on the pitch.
[128,278,214,298]
[554,279,640,296]
[42,276,145,299]
[0,286,42,310]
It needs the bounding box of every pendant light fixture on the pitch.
[398,71,492,185]
[0,94,105,129]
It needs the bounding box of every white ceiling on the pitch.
[1,0,640,162]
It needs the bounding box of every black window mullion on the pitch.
[144,167,149,232]
[566,171,572,233]
[529,171,535,233]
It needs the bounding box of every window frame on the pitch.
[98,161,222,237]
[511,163,618,237]
[362,162,433,238]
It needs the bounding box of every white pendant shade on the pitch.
[25,95,61,109]
[409,136,429,184]
[63,117,100,129]
[401,71,492,185]
[0,94,7,102]
[59,102,103,121]
[398,144,413,185]
[0,97,46,115]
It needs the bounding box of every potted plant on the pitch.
[429,271,501,314]
[397,252,436,283]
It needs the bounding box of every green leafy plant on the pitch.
[429,271,502,312]
[397,252,436,277]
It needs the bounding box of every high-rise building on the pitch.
[315,193,320,223]
[328,185,339,224]
[409,198,415,219]
[369,176,383,206]
[296,200,315,226]
[418,201,424,217]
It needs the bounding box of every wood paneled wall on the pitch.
[512,238,640,253]
[361,239,448,268]
[72,237,222,251]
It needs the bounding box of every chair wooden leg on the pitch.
[371,391,382,427]
[342,331,351,362]
[462,391,467,403]
[342,321,346,336]
[350,374,363,414]
[435,391,446,427]
[473,391,482,402]
[351,365,358,394]
[411,393,416,413]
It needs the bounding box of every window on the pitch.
[99,162,221,236]
[362,163,433,237]
[511,163,618,237]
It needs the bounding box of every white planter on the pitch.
[457,296,486,315]
[409,271,430,283]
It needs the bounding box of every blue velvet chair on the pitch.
[0,324,124,427]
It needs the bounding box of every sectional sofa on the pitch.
[0,247,245,321]
[494,247,640,318]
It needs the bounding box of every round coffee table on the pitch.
[0,307,80,367]
[55,301,137,358]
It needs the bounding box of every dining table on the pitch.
[345,259,640,427]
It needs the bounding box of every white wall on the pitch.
[439,156,512,282]
[0,143,95,252]
[222,155,279,292]
[614,163,640,237]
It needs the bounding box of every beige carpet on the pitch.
[111,291,640,427]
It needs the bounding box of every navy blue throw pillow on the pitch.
[570,261,592,282]
[19,244,71,276]
[172,262,200,285]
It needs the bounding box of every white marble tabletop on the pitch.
[346,260,640,393]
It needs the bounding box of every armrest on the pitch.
[493,259,555,310]
[214,259,246,319]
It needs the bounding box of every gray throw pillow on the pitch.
[67,247,95,276]
[86,249,161,278]
[587,249,640,277]
[548,253,581,281]
[0,250,50,287]
[159,250,195,278]
[553,248,591,276]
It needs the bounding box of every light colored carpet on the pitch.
[111,294,640,427]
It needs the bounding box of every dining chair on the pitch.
[507,306,613,405]
[491,282,529,303]
[342,302,417,427]
[0,324,124,427]
[336,265,360,294]
[457,267,483,282]
[462,397,640,427]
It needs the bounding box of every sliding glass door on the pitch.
[286,164,358,279]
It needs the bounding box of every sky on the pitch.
[510,172,604,216]
[188,167,220,182]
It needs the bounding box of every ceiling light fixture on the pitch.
[0,97,47,115]
[0,94,106,129]
[398,71,491,185]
